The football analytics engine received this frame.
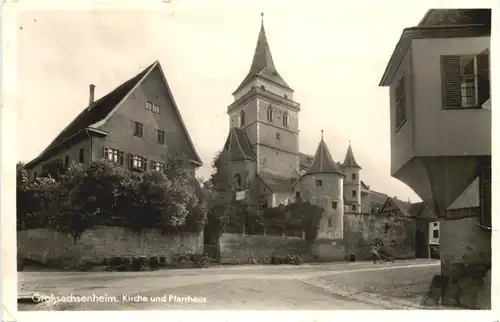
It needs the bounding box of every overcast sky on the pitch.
[15,1,435,202]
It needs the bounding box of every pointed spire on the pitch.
[232,14,292,95]
[305,135,344,176]
[343,141,362,169]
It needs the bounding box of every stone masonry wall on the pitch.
[219,233,310,264]
[18,226,203,266]
[344,213,416,260]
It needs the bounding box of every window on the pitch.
[352,173,356,180]
[276,133,281,140]
[240,110,245,127]
[283,112,289,127]
[79,148,85,163]
[352,190,357,197]
[260,200,268,209]
[352,205,357,211]
[433,230,439,239]
[295,191,301,200]
[332,201,337,209]
[156,130,165,145]
[395,75,406,131]
[152,160,165,172]
[267,107,273,122]
[328,218,332,228]
[134,121,144,137]
[104,147,124,166]
[433,222,438,227]
[153,104,160,114]
[64,156,69,168]
[316,180,322,187]
[146,101,153,111]
[233,174,242,190]
[441,53,490,109]
[261,85,266,90]
[131,155,147,171]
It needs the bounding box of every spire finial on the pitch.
[261,12,264,24]
[321,130,324,140]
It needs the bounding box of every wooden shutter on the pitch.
[477,50,490,106]
[127,153,133,169]
[143,158,148,171]
[441,55,462,108]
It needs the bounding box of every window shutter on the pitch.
[477,51,490,106]
[441,55,462,108]
[143,158,148,171]
[127,153,133,169]
[102,146,107,159]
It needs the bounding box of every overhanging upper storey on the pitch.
[379,9,491,87]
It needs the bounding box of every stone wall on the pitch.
[218,233,310,264]
[440,213,491,309]
[17,226,203,266]
[311,238,345,262]
[344,213,416,260]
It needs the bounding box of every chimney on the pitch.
[88,84,96,108]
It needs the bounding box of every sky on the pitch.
[15,0,434,202]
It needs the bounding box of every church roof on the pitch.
[232,14,292,95]
[258,174,294,193]
[223,127,255,161]
[305,135,344,176]
[343,143,361,169]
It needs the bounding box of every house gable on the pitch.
[379,197,411,216]
[92,62,202,166]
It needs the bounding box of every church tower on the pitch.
[227,13,301,179]
[342,142,362,213]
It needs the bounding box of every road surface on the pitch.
[18,259,442,310]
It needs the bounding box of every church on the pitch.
[221,14,388,240]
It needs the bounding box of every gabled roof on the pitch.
[223,127,255,161]
[305,136,344,176]
[343,143,361,169]
[232,15,292,95]
[379,196,413,217]
[258,174,293,193]
[26,61,203,169]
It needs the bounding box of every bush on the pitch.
[16,157,205,237]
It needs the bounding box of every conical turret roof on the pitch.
[343,142,361,169]
[305,132,344,176]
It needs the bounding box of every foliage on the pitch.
[16,156,204,237]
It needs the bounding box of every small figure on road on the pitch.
[370,244,382,263]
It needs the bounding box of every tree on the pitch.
[40,159,67,180]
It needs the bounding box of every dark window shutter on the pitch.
[477,51,490,106]
[143,158,148,171]
[127,153,133,169]
[441,55,462,108]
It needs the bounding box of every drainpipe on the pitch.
[85,128,92,166]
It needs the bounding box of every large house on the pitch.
[379,9,491,308]
[221,15,393,240]
[25,61,203,178]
